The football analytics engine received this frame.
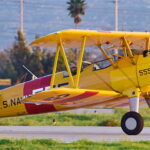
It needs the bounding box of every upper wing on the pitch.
[30,29,150,50]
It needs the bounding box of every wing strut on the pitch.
[98,45,117,68]
[75,36,86,88]
[50,44,60,88]
[122,37,135,64]
[51,36,87,89]
[146,38,150,50]
[123,47,127,57]
[59,38,75,88]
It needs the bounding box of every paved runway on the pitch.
[0,126,150,142]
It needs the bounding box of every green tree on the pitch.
[8,30,31,83]
[0,51,17,84]
[0,51,9,74]
[29,46,44,77]
[42,51,54,75]
[57,52,65,72]
[0,60,17,84]
[67,0,86,29]
[29,34,45,77]
[67,48,76,64]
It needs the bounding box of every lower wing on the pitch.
[23,88,145,108]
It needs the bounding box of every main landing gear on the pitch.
[121,96,144,135]
[121,111,143,135]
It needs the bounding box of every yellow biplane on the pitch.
[1,29,150,135]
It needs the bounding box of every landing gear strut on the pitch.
[121,95,144,135]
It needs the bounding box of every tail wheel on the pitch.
[121,111,144,135]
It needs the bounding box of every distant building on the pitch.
[0,79,11,90]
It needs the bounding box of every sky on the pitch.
[0,0,150,50]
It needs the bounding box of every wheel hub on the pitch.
[125,117,137,130]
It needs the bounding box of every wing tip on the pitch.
[29,31,61,47]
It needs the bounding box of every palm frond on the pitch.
[67,0,86,18]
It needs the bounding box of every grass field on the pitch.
[0,107,150,126]
[0,139,150,150]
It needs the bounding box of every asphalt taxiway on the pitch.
[0,126,150,142]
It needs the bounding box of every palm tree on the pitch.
[67,0,86,64]
[67,0,86,29]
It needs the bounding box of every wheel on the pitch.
[121,111,144,135]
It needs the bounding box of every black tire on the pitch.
[121,111,144,135]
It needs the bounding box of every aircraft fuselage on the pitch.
[0,54,150,117]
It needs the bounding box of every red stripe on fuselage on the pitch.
[23,75,57,114]
[25,103,56,114]
[24,75,51,96]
